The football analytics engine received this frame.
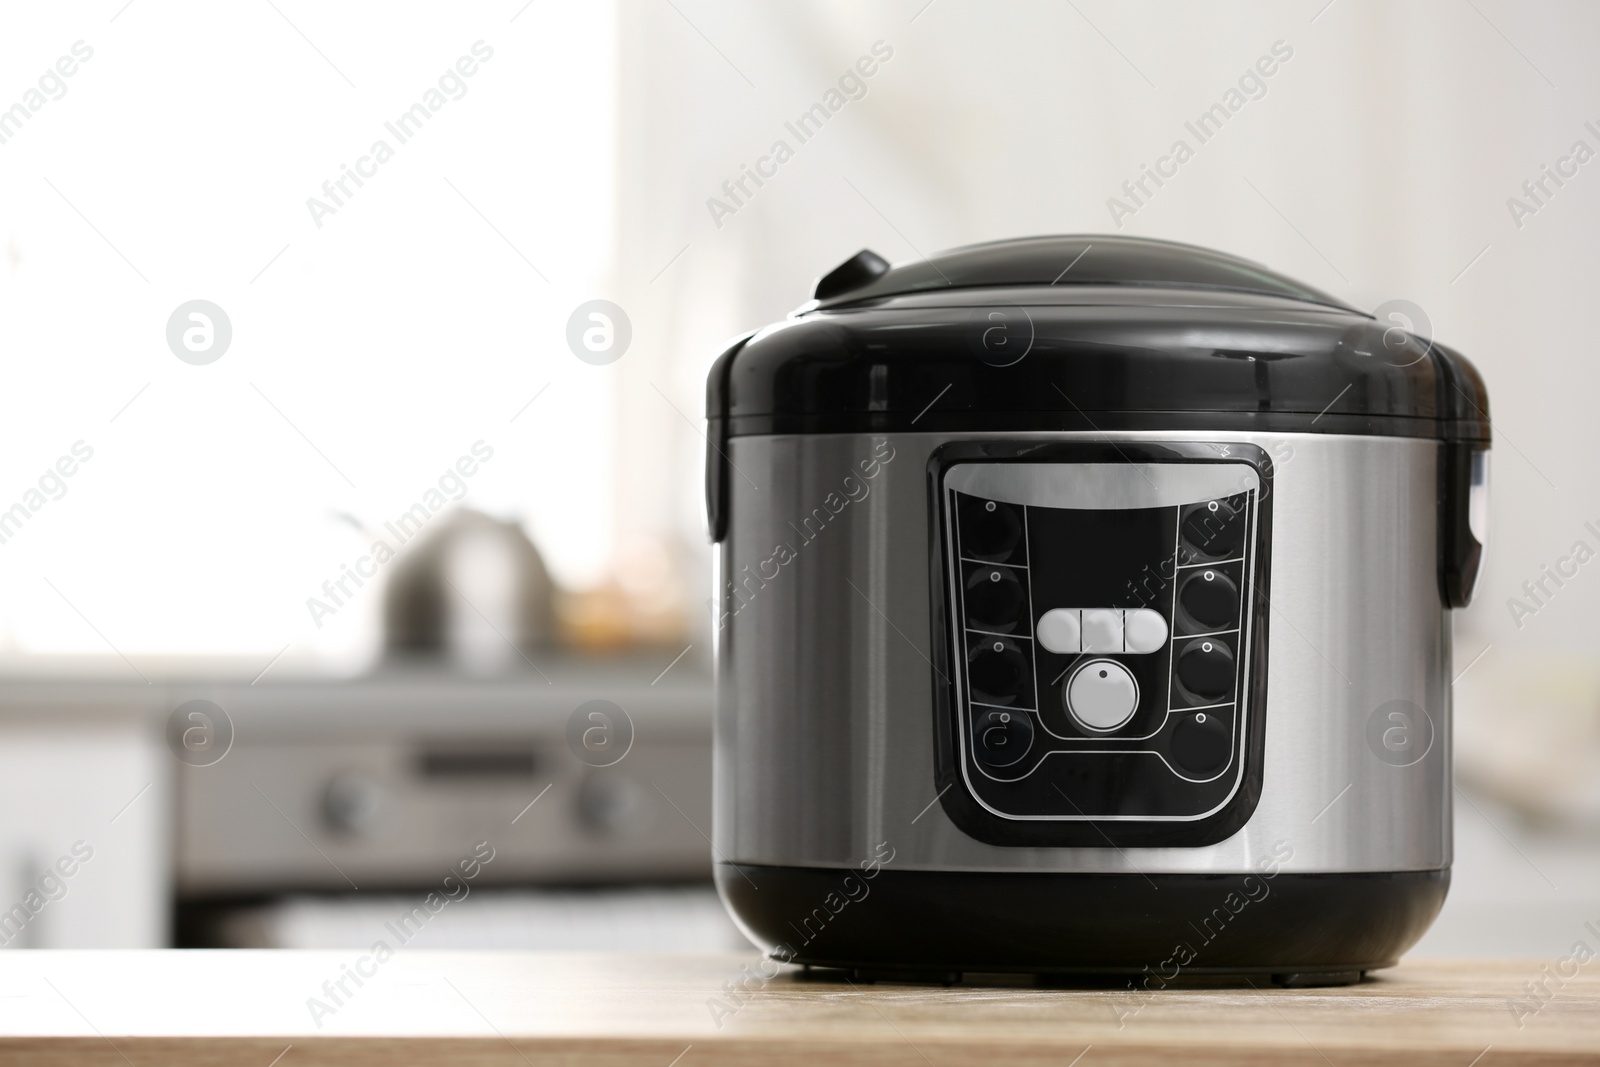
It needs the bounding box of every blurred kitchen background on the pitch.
[0,0,1596,955]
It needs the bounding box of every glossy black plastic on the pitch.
[716,862,1449,981]
[705,236,1489,442]
[813,249,890,300]
[811,234,1352,309]
[928,440,1274,847]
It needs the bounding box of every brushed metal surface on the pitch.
[714,432,1451,874]
[174,668,714,893]
[945,460,1258,510]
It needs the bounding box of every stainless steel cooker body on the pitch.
[713,429,1450,877]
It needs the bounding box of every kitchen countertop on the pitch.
[1,952,1595,1065]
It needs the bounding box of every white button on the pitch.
[1067,659,1140,732]
[1036,609,1081,654]
[1080,609,1123,652]
[1124,608,1169,654]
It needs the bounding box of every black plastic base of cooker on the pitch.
[715,863,1448,987]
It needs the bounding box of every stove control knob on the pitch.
[577,773,651,837]
[1066,659,1140,732]
[322,771,386,838]
[1177,639,1236,700]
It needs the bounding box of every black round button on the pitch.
[1182,500,1243,559]
[969,639,1029,705]
[1179,570,1239,629]
[973,707,1034,768]
[965,567,1024,631]
[1176,639,1235,700]
[1171,711,1231,775]
[964,500,1023,562]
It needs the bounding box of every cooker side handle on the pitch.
[1439,442,1488,608]
[704,333,754,544]
[1433,343,1491,609]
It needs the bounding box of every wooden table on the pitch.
[1,952,1595,1065]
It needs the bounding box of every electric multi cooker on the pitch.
[705,235,1489,985]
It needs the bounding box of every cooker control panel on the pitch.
[932,443,1272,847]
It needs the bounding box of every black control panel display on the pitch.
[930,443,1273,848]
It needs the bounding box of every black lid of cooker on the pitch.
[706,235,1490,443]
[809,235,1354,311]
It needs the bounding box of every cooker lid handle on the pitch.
[704,332,756,544]
[813,249,890,301]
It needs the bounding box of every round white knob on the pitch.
[1066,659,1140,732]
[322,771,386,837]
